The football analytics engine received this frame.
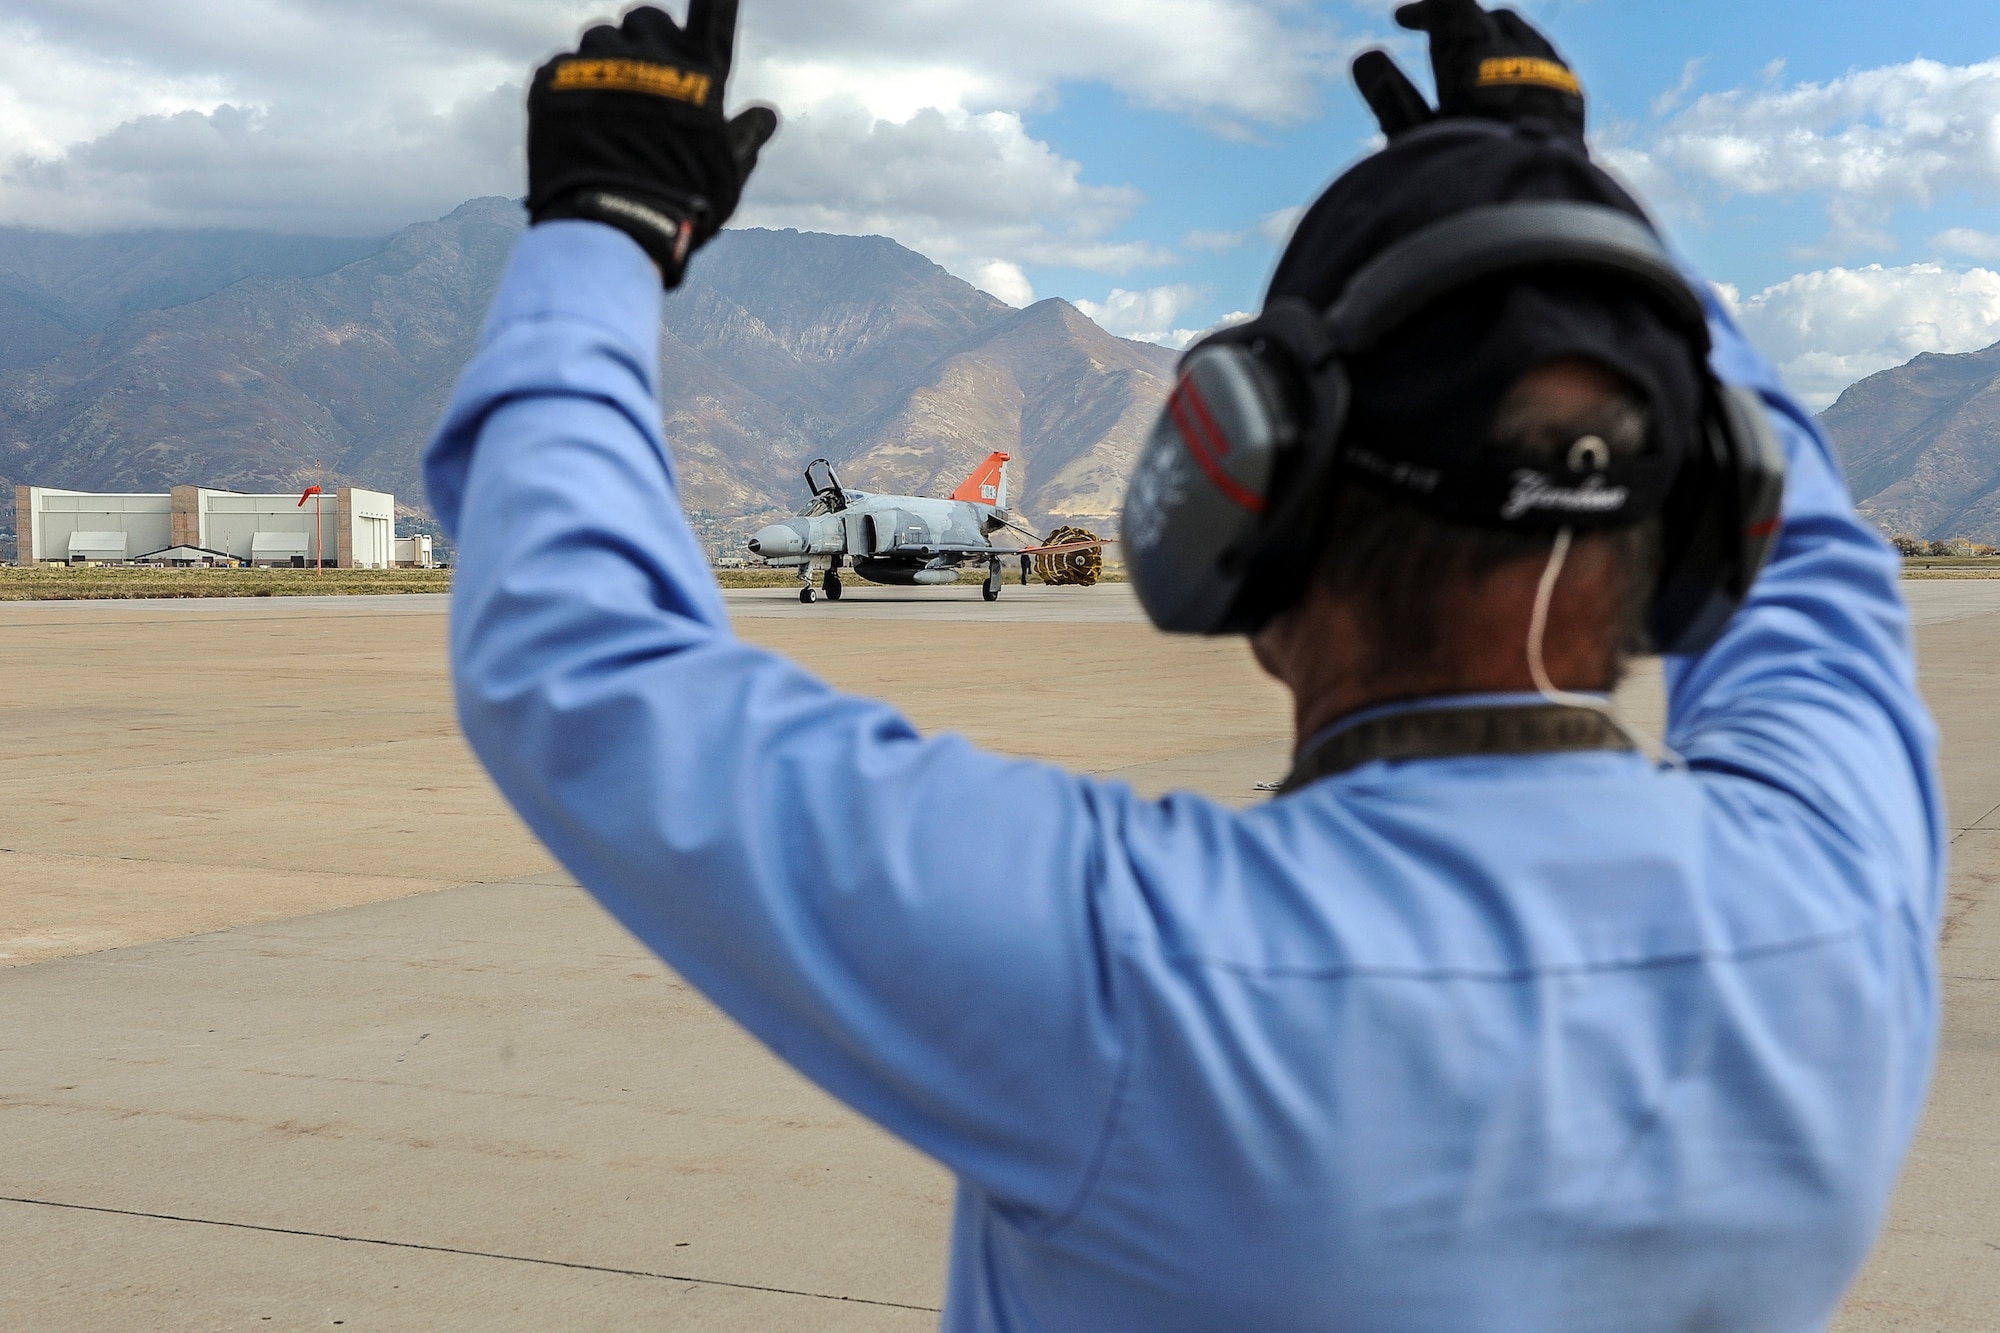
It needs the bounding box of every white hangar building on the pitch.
[13,484,421,568]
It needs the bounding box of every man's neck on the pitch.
[1254,571,1620,758]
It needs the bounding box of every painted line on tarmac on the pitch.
[0,1194,941,1313]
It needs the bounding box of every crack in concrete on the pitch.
[0,1194,941,1312]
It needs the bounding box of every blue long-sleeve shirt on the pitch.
[427,221,1942,1332]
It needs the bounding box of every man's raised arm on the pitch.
[1667,291,1944,932]
[422,2,1134,1228]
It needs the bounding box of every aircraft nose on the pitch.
[750,523,804,558]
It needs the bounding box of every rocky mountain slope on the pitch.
[0,227,386,369]
[0,201,1175,558]
[1819,341,2000,542]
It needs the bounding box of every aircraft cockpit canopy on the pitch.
[803,459,848,514]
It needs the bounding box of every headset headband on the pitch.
[1325,200,1711,354]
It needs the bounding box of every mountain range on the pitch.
[0,200,1176,561]
[11,195,2000,558]
[1818,342,2000,543]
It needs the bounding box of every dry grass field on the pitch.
[0,566,453,600]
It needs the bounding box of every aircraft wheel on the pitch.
[799,585,816,604]
[824,571,843,601]
[982,576,1002,603]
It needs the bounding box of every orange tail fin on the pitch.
[950,452,1011,508]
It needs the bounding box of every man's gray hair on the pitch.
[1312,363,1662,686]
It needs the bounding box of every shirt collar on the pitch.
[1296,690,1612,765]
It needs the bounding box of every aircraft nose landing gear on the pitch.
[798,585,816,604]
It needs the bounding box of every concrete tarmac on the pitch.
[0,581,1994,1328]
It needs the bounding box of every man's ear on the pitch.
[1248,609,1294,684]
[1250,590,1324,686]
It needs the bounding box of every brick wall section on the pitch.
[336,487,354,570]
[170,486,200,550]
[14,485,31,564]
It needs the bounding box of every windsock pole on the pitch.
[299,473,326,574]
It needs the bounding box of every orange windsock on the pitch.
[298,486,323,507]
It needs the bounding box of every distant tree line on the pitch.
[1890,535,1999,558]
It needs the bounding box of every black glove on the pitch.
[528,0,779,288]
[1352,0,1584,142]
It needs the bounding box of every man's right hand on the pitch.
[527,1,778,289]
[1353,1,1586,142]
[1394,0,1586,139]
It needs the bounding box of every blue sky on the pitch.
[5,1,2000,405]
[1040,0,2000,298]
[1002,1,2000,404]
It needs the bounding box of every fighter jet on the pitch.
[746,453,1107,603]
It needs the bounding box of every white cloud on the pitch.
[1650,58,1707,119]
[1075,283,1209,347]
[0,1,584,233]
[0,18,230,165]
[1258,205,1307,246]
[0,0,1345,293]
[1617,57,2000,245]
[737,0,1341,128]
[1935,228,2000,261]
[736,103,1169,278]
[973,260,1035,307]
[731,2,1345,280]
[1732,263,2000,408]
[1180,205,1309,257]
[1,93,523,235]
[1184,227,1247,252]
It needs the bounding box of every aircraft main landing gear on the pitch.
[824,569,843,601]
[983,561,1003,603]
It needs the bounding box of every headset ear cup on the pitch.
[1720,383,1787,580]
[1124,345,1298,633]
[1648,381,1787,655]
[1217,358,1352,634]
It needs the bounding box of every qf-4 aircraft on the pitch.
[747,453,1109,603]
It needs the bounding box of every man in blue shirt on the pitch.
[428,2,1941,1328]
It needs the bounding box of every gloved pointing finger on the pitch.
[682,0,742,75]
[1395,0,1493,42]
[1352,49,1436,139]
[1392,0,1586,140]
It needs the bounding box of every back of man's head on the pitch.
[1265,122,1703,691]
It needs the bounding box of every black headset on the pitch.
[1122,199,1787,656]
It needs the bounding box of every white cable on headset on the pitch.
[1526,525,1678,767]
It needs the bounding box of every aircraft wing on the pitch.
[1012,537,1118,556]
[869,538,1116,558]
[875,544,1009,559]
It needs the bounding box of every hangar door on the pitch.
[356,516,392,569]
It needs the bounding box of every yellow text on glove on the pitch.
[552,59,713,105]
[1476,57,1582,96]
